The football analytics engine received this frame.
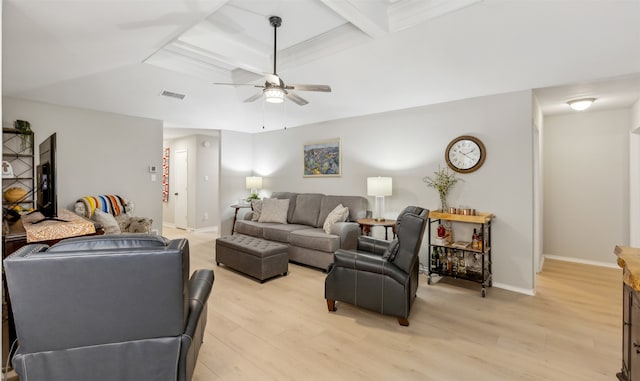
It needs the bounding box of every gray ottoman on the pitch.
[216,234,289,282]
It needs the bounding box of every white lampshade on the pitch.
[567,98,596,111]
[245,176,263,189]
[367,177,392,197]
[264,88,285,104]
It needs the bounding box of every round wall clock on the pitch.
[445,135,486,174]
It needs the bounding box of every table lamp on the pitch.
[245,176,263,201]
[367,177,392,221]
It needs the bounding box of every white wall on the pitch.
[631,99,640,247]
[248,90,535,293]
[532,95,544,275]
[2,97,164,233]
[544,109,630,265]
[219,130,254,236]
[162,134,219,231]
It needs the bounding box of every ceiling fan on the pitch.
[214,16,331,106]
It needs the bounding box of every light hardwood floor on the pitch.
[164,227,623,381]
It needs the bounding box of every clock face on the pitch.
[445,136,486,173]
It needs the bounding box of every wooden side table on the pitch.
[230,204,251,234]
[356,218,397,240]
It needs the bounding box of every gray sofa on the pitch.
[234,192,368,270]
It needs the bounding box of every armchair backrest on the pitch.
[389,206,428,273]
[3,234,190,354]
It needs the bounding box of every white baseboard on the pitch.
[193,226,218,233]
[543,254,619,269]
[493,282,535,296]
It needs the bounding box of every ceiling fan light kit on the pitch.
[213,15,331,107]
[264,88,285,103]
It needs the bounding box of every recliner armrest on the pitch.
[184,269,214,338]
[332,249,408,284]
[356,236,390,255]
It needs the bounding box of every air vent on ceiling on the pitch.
[160,90,186,100]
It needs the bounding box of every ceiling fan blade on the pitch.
[286,92,309,106]
[213,82,263,88]
[285,84,331,92]
[243,91,263,103]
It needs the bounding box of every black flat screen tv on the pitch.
[34,133,63,223]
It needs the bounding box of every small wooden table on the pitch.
[356,218,397,240]
[230,204,251,234]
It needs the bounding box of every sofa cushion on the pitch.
[290,194,324,226]
[258,198,290,224]
[317,195,368,226]
[322,204,349,234]
[289,228,340,253]
[262,224,313,243]
[235,220,280,238]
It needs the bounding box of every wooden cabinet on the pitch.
[427,211,493,297]
[2,127,35,211]
[615,246,640,381]
[618,283,640,381]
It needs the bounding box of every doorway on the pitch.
[174,149,188,229]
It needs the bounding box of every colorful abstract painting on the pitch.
[303,139,341,177]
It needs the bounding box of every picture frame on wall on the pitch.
[303,138,341,177]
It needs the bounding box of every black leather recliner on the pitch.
[324,206,428,326]
[3,234,214,381]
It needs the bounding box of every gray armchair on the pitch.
[324,206,428,326]
[3,234,214,381]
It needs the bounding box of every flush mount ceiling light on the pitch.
[263,88,285,103]
[567,98,596,111]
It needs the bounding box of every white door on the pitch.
[174,150,188,229]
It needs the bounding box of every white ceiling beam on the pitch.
[176,22,269,75]
[319,0,389,38]
[388,0,482,32]
[278,24,370,72]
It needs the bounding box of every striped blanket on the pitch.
[76,195,128,218]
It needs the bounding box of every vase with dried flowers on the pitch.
[423,166,461,212]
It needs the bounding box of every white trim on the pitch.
[193,225,219,234]
[543,254,619,269]
[493,282,535,296]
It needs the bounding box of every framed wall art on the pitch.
[303,138,341,177]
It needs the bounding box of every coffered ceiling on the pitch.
[3,0,640,133]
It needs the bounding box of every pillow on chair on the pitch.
[92,209,121,235]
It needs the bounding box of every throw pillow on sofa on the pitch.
[258,198,289,224]
[323,204,349,234]
[92,209,121,235]
[251,199,263,221]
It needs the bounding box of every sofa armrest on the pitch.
[330,222,361,250]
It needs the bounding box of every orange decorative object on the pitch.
[3,187,27,203]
